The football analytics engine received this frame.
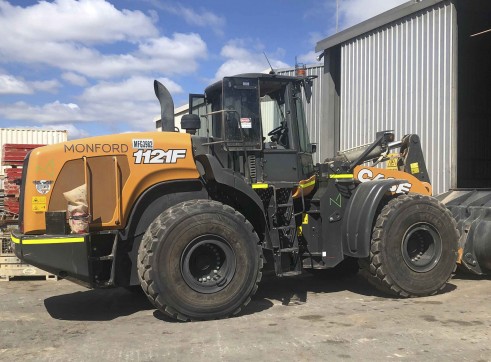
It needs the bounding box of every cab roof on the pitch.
[204,73,305,95]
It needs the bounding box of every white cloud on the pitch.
[148,2,225,35]
[179,6,225,29]
[0,0,158,44]
[0,1,207,79]
[214,40,289,81]
[0,74,61,94]
[31,79,61,93]
[0,74,31,94]
[56,124,90,140]
[339,0,407,29]
[296,51,320,65]
[0,76,183,132]
[62,72,89,87]
[0,101,84,123]
[80,76,183,103]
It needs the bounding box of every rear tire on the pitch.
[137,200,263,321]
[359,194,459,297]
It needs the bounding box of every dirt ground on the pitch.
[0,272,490,362]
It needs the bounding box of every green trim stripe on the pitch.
[252,183,269,189]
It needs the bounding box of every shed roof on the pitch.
[315,0,445,52]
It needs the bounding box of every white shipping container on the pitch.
[0,128,68,190]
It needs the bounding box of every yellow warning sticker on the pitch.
[32,204,47,212]
[32,196,46,204]
[387,159,398,170]
[302,214,309,225]
[32,196,46,212]
[410,162,420,174]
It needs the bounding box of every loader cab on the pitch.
[190,74,315,183]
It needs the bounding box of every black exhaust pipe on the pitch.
[154,80,175,132]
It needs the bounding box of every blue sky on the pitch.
[0,0,406,139]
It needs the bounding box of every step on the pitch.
[277,203,293,208]
[277,247,299,253]
[278,271,302,277]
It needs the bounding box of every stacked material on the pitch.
[0,144,57,281]
[2,144,44,216]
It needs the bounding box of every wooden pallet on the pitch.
[0,255,58,281]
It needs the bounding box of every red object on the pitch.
[4,165,23,197]
[2,144,45,166]
[4,195,20,214]
[2,144,45,215]
[3,180,20,197]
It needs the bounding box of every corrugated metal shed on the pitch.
[339,1,456,195]
[315,0,459,196]
[0,128,68,190]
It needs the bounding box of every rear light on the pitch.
[295,63,307,77]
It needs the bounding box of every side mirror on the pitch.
[181,114,201,135]
[310,143,317,154]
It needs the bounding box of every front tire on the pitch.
[137,200,263,321]
[360,194,459,297]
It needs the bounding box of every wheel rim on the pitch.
[180,234,236,294]
[401,222,442,273]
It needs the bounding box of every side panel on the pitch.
[22,132,200,234]
[12,232,90,285]
[341,179,406,258]
[196,154,269,247]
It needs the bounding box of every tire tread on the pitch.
[137,200,263,321]
[359,194,458,297]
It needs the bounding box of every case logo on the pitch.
[356,168,412,194]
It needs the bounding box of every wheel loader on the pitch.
[12,73,459,321]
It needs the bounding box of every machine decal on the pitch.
[356,168,412,194]
[64,143,129,153]
[329,193,342,208]
[386,154,399,170]
[410,162,420,174]
[35,159,55,179]
[132,139,154,149]
[33,180,53,195]
[133,149,187,164]
[240,118,252,129]
[31,196,47,212]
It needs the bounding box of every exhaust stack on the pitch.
[154,80,175,132]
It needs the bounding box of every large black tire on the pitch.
[137,200,263,321]
[359,194,459,297]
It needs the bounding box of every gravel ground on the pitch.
[0,272,490,361]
